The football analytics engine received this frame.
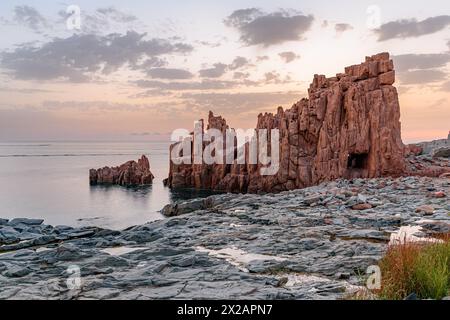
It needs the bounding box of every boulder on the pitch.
[433,147,450,158]
[161,198,206,217]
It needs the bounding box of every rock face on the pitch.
[166,52,407,193]
[90,155,154,186]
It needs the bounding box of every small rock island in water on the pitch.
[89,155,154,186]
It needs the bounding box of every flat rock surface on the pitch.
[0,176,449,300]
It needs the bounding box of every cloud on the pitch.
[428,98,448,109]
[228,56,251,70]
[181,91,301,114]
[256,56,269,62]
[233,71,250,79]
[199,63,228,78]
[393,53,450,86]
[335,23,353,34]
[134,75,261,91]
[199,57,251,78]
[224,8,314,46]
[264,71,292,84]
[278,51,300,63]
[128,89,173,98]
[0,17,9,25]
[35,100,188,120]
[398,69,448,85]
[0,87,55,94]
[130,57,168,72]
[0,31,193,82]
[393,53,450,72]
[13,5,49,31]
[264,72,280,82]
[196,40,222,48]
[134,79,237,91]
[8,5,139,35]
[441,80,450,92]
[130,131,166,136]
[96,7,138,23]
[375,15,450,41]
[146,68,193,79]
[40,100,149,112]
[58,6,140,34]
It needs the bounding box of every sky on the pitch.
[0,0,449,143]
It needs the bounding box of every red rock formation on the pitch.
[165,53,422,193]
[90,155,154,186]
[405,144,423,156]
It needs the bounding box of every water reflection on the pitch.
[89,184,153,199]
[168,187,224,202]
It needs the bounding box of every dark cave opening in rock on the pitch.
[347,153,369,169]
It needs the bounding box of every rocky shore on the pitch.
[1,176,448,300]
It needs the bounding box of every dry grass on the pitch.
[375,234,450,300]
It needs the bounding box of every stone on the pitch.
[357,194,368,203]
[415,205,435,215]
[89,155,154,186]
[351,203,373,210]
[7,218,44,226]
[122,231,162,243]
[404,293,418,300]
[432,191,446,198]
[433,147,450,158]
[0,226,20,244]
[52,243,84,261]
[4,266,31,278]
[32,235,56,246]
[95,256,130,268]
[161,198,206,217]
[303,195,322,205]
[335,272,351,280]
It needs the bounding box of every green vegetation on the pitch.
[376,236,450,300]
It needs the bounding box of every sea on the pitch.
[0,141,218,230]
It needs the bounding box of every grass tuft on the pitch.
[376,234,450,300]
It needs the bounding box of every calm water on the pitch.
[0,141,218,230]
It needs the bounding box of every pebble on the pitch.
[433,191,446,198]
[352,203,373,210]
[415,205,435,216]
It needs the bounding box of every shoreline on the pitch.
[1,175,449,299]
